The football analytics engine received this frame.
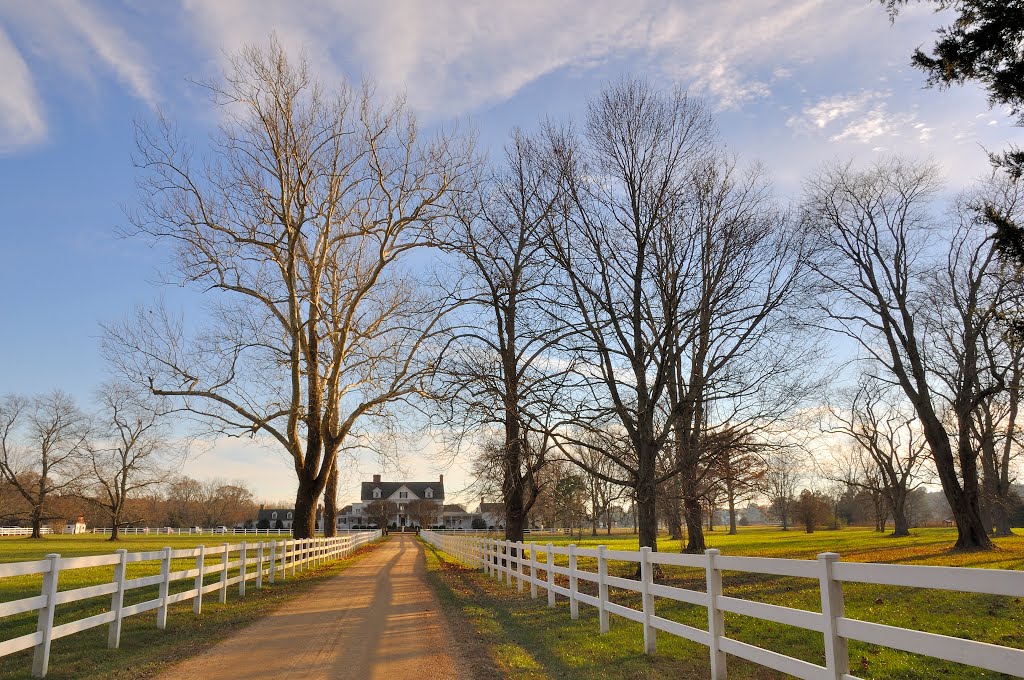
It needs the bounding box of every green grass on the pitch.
[0,533,386,679]
[424,527,1024,679]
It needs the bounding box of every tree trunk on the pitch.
[110,519,121,541]
[31,507,43,539]
[890,492,910,537]
[683,494,705,553]
[727,479,737,535]
[993,501,1012,537]
[664,491,683,540]
[921,417,993,550]
[323,461,339,537]
[292,478,319,539]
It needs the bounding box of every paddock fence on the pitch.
[0,530,381,677]
[421,530,1024,680]
[0,529,52,537]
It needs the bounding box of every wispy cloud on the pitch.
[181,0,879,118]
[0,1,157,153]
[0,26,46,152]
[788,89,926,145]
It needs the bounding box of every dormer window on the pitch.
[373,488,381,499]
[287,512,293,519]
[271,511,278,519]
[425,488,433,498]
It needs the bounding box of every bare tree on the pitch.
[545,80,812,553]
[0,392,90,538]
[763,447,803,531]
[406,498,440,528]
[825,376,929,536]
[86,383,182,540]
[803,157,1000,550]
[439,129,566,543]
[364,500,398,529]
[103,41,474,537]
[543,79,715,553]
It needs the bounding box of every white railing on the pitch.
[421,531,1024,680]
[88,527,309,536]
[0,528,52,537]
[0,530,381,677]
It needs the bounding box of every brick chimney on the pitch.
[439,474,444,485]
[373,474,381,484]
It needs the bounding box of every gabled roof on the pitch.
[360,481,445,502]
[443,504,468,513]
[478,502,505,514]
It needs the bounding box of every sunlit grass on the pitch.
[425,527,1023,679]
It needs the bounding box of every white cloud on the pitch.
[787,89,925,145]
[58,0,158,108]
[0,26,46,152]
[0,1,157,153]
[180,0,880,118]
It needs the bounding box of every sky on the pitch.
[0,1,1021,508]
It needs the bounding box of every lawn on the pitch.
[423,526,1024,680]
[0,533,386,679]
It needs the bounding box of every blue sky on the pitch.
[0,1,1020,506]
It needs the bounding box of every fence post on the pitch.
[255,542,264,590]
[219,543,229,603]
[157,546,172,629]
[483,539,490,575]
[194,545,205,614]
[568,544,579,620]
[639,547,656,654]
[529,542,538,600]
[31,553,60,677]
[239,541,247,597]
[818,552,849,679]
[546,543,556,608]
[291,539,297,577]
[598,545,609,634]
[108,549,128,649]
[516,543,524,593]
[705,548,725,679]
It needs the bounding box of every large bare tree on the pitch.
[0,391,90,538]
[439,129,566,543]
[802,157,1011,549]
[103,41,474,537]
[546,79,810,552]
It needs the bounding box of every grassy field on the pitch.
[0,533,386,679]
[423,526,1024,680]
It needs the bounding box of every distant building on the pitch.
[336,474,446,529]
[256,505,323,531]
[440,503,481,529]
[478,502,506,529]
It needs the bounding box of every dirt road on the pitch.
[155,534,468,680]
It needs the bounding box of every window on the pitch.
[373,488,381,499]
[287,512,292,519]
[425,488,433,498]
[271,511,277,519]
[399,491,408,499]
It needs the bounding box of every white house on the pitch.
[336,474,446,529]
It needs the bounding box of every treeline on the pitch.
[0,387,258,538]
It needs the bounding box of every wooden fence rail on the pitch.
[0,530,381,677]
[420,531,1024,679]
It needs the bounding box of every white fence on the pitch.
[421,531,1024,679]
[0,529,52,537]
[88,527,322,536]
[0,530,381,677]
